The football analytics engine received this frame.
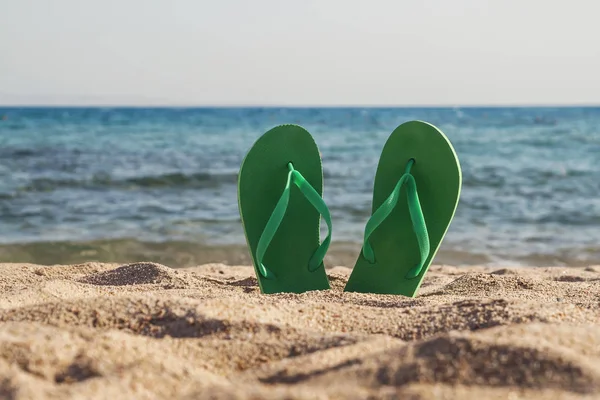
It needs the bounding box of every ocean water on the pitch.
[0,107,598,267]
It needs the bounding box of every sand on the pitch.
[0,262,599,399]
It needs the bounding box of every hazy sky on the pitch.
[1,0,599,106]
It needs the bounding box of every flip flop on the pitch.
[344,121,462,297]
[238,125,332,294]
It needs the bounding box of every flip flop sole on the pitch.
[238,125,330,294]
[344,121,462,296]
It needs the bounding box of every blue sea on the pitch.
[0,107,598,267]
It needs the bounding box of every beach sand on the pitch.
[0,262,599,399]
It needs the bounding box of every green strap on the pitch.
[362,159,430,279]
[255,163,332,280]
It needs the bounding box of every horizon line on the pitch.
[1,103,600,109]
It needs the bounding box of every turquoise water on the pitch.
[0,107,598,266]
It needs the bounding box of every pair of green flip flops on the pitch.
[238,121,462,297]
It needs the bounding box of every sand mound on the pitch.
[1,262,600,399]
[77,262,189,287]
[0,322,229,399]
[249,324,600,396]
[439,272,541,295]
[1,296,237,338]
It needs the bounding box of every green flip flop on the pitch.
[238,125,332,294]
[344,121,462,297]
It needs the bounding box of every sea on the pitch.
[0,107,598,267]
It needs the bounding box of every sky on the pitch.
[1,0,599,106]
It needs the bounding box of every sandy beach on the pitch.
[0,262,599,399]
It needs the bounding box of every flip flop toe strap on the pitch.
[255,163,332,280]
[362,159,430,279]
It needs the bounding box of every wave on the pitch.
[462,166,593,189]
[19,172,239,192]
[0,238,598,268]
